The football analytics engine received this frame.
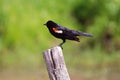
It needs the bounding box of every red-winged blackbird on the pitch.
[44,20,93,47]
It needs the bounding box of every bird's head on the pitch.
[44,20,57,28]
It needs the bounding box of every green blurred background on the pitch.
[0,0,120,80]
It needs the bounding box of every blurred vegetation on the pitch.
[0,0,120,80]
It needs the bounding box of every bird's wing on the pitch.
[55,25,93,37]
[58,26,93,37]
[56,26,75,35]
[70,30,93,37]
[53,25,74,35]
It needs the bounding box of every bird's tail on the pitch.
[74,30,93,37]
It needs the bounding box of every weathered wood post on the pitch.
[43,46,70,80]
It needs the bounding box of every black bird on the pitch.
[44,20,93,47]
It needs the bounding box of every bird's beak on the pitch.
[44,24,46,25]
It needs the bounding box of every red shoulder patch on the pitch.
[52,27,63,33]
[52,27,58,32]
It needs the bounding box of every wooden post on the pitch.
[43,46,70,80]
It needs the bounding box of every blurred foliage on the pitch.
[72,0,120,52]
[0,0,120,79]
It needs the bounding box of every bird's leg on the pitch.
[60,39,66,46]
[59,39,66,49]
